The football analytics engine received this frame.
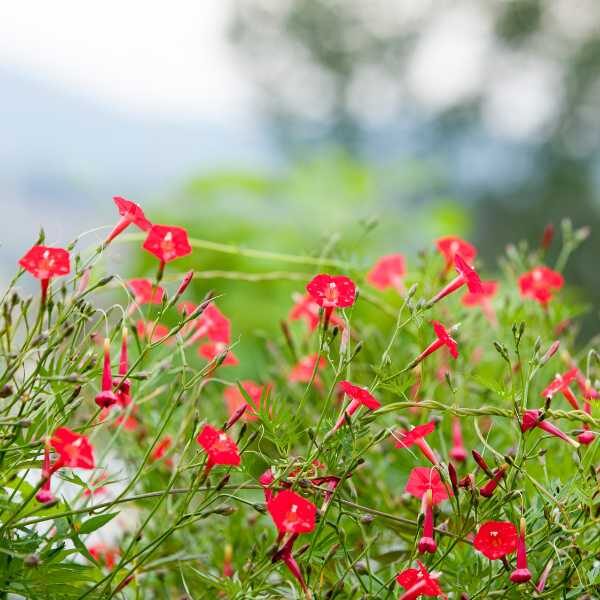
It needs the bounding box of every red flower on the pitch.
[19,245,70,303]
[519,266,564,306]
[461,280,498,325]
[289,354,326,385]
[479,463,509,498]
[197,425,240,476]
[541,368,580,410]
[449,417,467,462]
[394,421,438,466]
[127,279,165,306]
[136,320,172,344]
[418,488,437,554]
[521,409,579,448]
[89,543,120,570]
[396,561,445,599]
[436,236,476,271]
[473,521,518,560]
[142,224,192,264]
[405,467,451,504]
[574,368,599,400]
[366,254,406,293]
[306,274,356,309]
[429,254,483,305]
[198,342,238,366]
[106,196,151,244]
[95,338,119,409]
[267,489,316,534]
[151,436,173,464]
[409,322,459,370]
[224,381,268,422]
[195,303,231,343]
[510,518,532,584]
[50,427,95,470]
[113,413,139,431]
[289,293,343,332]
[332,381,381,432]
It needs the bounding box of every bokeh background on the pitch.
[2,0,600,334]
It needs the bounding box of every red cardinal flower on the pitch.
[289,354,326,385]
[429,254,483,305]
[306,273,356,325]
[519,266,564,307]
[50,427,95,471]
[408,322,459,371]
[106,196,151,244]
[151,436,173,467]
[396,561,446,600]
[462,280,498,325]
[267,489,316,534]
[289,293,343,332]
[449,417,467,462]
[578,400,596,445]
[510,517,532,583]
[95,338,119,409]
[127,279,165,307]
[367,254,406,293]
[197,425,240,477]
[19,245,70,304]
[195,303,231,343]
[198,342,238,366]
[405,467,451,504]
[541,368,580,410]
[479,463,509,498]
[89,543,120,570]
[521,409,579,448]
[332,380,381,432]
[473,521,518,560]
[394,421,438,466]
[436,236,476,271]
[574,368,599,400]
[224,381,269,422]
[418,488,437,554]
[142,224,192,276]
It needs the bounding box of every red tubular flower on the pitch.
[50,427,95,471]
[197,424,241,477]
[429,254,483,305]
[574,368,599,401]
[436,236,477,271]
[142,224,192,278]
[473,521,518,560]
[95,338,118,409]
[224,381,269,422]
[405,467,451,504]
[289,293,343,332]
[519,266,564,307]
[267,489,316,534]
[366,254,406,293]
[410,322,459,369]
[19,245,70,304]
[115,328,131,408]
[289,354,326,386]
[36,442,55,504]
[175,270,194,298]
[127,278,165,307]
[461,280,498,325]
[479,464,508,498]
[521,409,579,448]
[394,421,438,465]
[195,303,231,343]
[89,543,120,570]
[396,561,446,600]
[223,544,234,578]
[418,488,437,554]
[306,273,356,324]
[332,381,381,432]
[151,436,173,463]
[198,342,238,366]
[106,196,151,244]
[541,368,580,410]
[510,517,532,583]
[578,401,596,445]
[259,468,276,503]
[449,417,467,462]
[535,559,554,593]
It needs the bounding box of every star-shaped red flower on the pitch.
[519,266,564,306]
[143,224,192,264]
[50,427,95,470]
[366,254,406,292]
[197,425,240,467]
[306,274,356,309]
[267,489,317,534]
[405,467,451,504]
[473,520,518,560]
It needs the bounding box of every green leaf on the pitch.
[78,512,118,535]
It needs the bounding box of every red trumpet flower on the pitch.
[36,442,55,504]
[429,254,483,305]
[95,338,119,409]
[479,463,508,498]
[50,427,95,471]
[259,468,276,503]
[436,236,476,271]
[289,293,343,332]
[267,489,316,535]
[521,409,579,448]
[195,303,231,343]
[409,322,459,369]
[142,224,192,278]
[151,436,173,468]
[406,467,451,504]
[224,381,269,423]
[306,273,356,324]
[127,278,165,307]
[106,196,151,244]
[510,518,532,583]
[197,425,241,477]
[541,368,580,410]
[578,401,596,445]
[332,381,381,432]
[396,561,446,600]
[394,421,438,465]
[519,266,564,307]
[449,417,467,462]
[461,280,498,325]
[473,521,518,560]
[19,245,70,304]
[367,254,406,293]
[418,488,437,554]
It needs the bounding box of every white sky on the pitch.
[0,1,255,121]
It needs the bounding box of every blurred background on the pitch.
[2,0,600,328]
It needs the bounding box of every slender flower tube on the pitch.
[479,463,509,498]
[535,559,554,593]
[105,196,151,244]
[331,381,381,432]
[410,322,459,368]
[95,338,118,409]
[115,328,131,407]
[521,410,579,448]
[418,489,437,554]
[510,518,532,583]
[578,401,595,445]
[449,417,467,462]
[428,254,483,306]
[35,442,55,504]
[394,421,438,465]
[471,450,494,478]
